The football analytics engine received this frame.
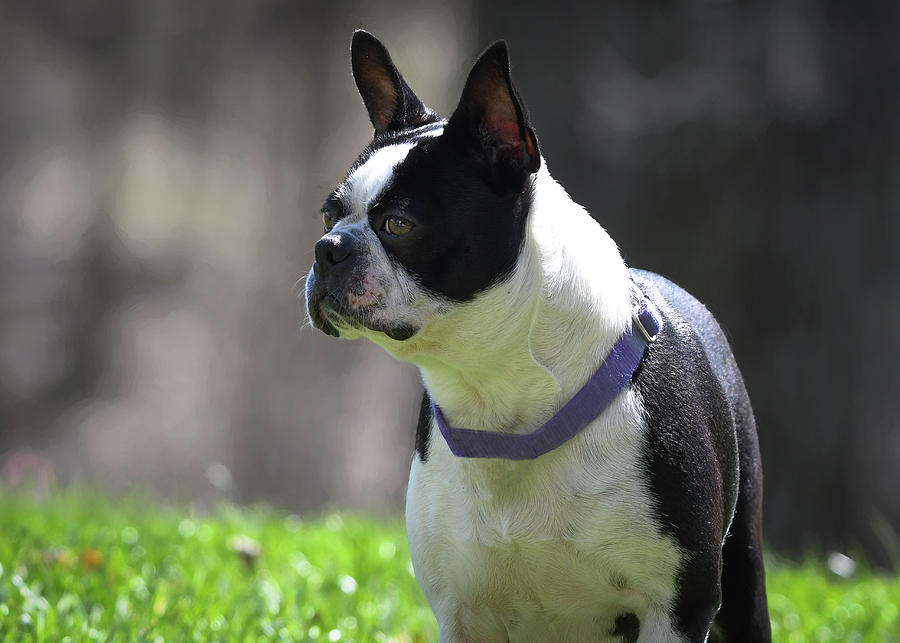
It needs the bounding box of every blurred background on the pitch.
[1,1,898,568]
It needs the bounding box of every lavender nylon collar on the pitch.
[432,297,662,460]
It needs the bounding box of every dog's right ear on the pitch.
[445,41,541,181]
[351,30,436,135]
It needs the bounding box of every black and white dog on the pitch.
[305,31,770,642]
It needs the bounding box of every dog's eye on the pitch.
[322,209,336,232]
[384,215,414,236]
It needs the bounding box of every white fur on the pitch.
[315,147,690,641]
[340,143,418,218]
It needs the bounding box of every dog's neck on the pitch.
[384,166,634,435]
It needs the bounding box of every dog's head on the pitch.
[305,31,541,346]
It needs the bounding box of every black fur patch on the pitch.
[632,269,770,640]
[629,269,739,639]
[369,130,534,302]
[611,612,640,642]
[415,392,432,462]
[327,120,535,303]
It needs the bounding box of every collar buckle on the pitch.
[633,300,660,344]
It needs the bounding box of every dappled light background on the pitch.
[1,1,898,567]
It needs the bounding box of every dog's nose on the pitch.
[315,233,356,269]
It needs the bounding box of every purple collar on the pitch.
[432,297,662,460]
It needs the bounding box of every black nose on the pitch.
[314,232,356,269]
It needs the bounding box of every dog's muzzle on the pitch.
[305,231,417,341]
[305,273,343,338]
[305,231,361,337]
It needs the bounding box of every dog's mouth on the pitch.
[307,282,418,342]
[309,290,353,338]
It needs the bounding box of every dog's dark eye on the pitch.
[384,215,414,236]
[322,209,336,232]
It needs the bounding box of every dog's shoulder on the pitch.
[629,268,740,523]
[631,269,747,403]
[630,268,744,634]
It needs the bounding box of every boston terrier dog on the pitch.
[305,30,771,642]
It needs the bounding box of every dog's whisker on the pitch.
[292,271,311,294]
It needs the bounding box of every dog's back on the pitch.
[631,268,770,641]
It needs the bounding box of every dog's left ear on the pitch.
[447,41,541,177]
[351,30,437,135]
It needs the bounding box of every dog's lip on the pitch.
[307,287,344,337]
[383,324,417,341]
[309,283,419,341]
[319,293,347,322]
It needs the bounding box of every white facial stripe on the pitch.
[341,129,445,225]
[343,143,415,223]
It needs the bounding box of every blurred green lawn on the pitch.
[0,491,897,642]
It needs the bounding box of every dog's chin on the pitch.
[306,292,342,337]
[380,323,418,341]
[309,292,418,342]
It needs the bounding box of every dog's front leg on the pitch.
[636,612,687,642]
[637,608,715,643]
[434,603,510,643]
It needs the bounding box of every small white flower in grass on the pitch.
[121,527,139,545]
[178,519,196,538]
[284,514,303,532]
[291,554,313,577]
[115,596,129,619]
[378,541,396,560]
[826,551,856,578]
[783,612,800,631]
[339,575,357,594]
[328,629,341,641]
[228,534,262,569]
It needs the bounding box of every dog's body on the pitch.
[306,31,770,642]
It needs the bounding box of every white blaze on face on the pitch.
[339,143,416,224]
[337,126,444,225]
[323,143,418,321]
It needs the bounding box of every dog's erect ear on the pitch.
[351,30,436,135]
[447,41,540,176]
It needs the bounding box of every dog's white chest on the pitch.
[406,392,683,642]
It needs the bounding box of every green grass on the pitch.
[0,491,898,642]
